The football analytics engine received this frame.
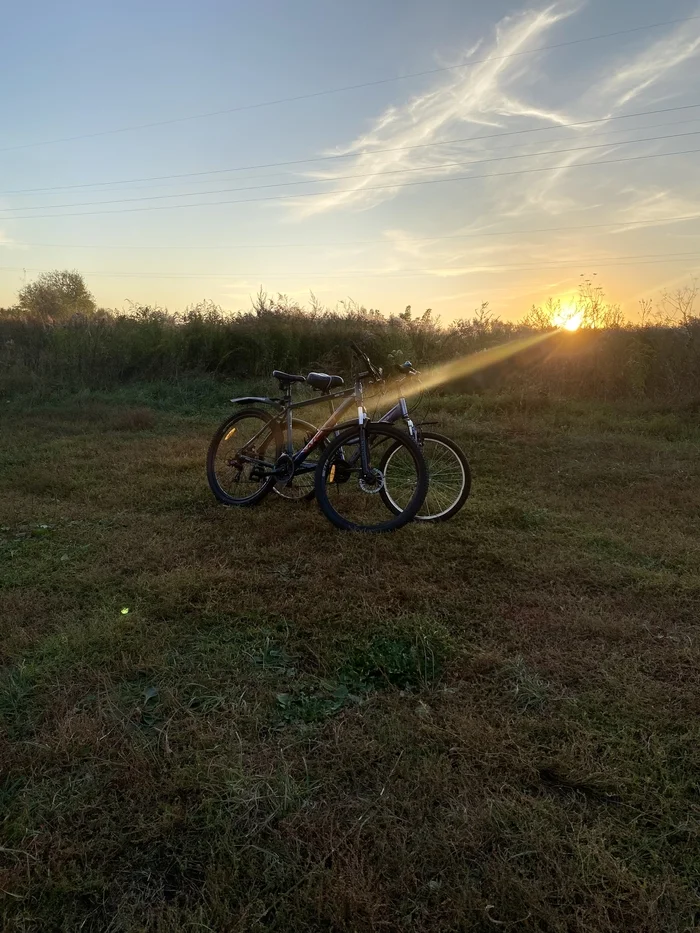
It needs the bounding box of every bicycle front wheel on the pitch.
[314,423,428,532]
[381,431,471,522]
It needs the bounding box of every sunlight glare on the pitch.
[399,331,557,400]
[553,304,583,331]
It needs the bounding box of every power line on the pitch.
[7,214,699,251]
[0,252,697,279]
[3,130,698,214]
[4,147,699,221]
[4,103,699,195]
[1,15,699,154]
[80,115,700,195]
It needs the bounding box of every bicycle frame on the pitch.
[378,395,418,439]
[321,383,419,443]
[234,379,372,479]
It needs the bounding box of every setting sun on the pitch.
[563,311,584,331]
[553,304,584,331]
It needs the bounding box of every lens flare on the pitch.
[399,331,556,400]
[553,304,583,331]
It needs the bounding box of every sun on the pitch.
[562,311,583,331]
[553,303,583,331]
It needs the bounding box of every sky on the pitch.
[1,0,699,321]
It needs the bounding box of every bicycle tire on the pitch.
[314,422,428,532]
[206,408,280,506]
[380,430,471,522]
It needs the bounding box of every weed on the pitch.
[275,685,353,724]
[0,664,38,739]
[501,655,551,711]
[342,634,445,691]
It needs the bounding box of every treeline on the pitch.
[1,272,699,402]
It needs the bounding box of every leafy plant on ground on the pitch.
[341,634,445,692]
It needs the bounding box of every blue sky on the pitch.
[1,0,699,320]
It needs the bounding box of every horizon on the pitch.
[1,0,699,320]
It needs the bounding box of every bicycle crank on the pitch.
[274,452,296,487]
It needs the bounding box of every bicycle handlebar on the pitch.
[350,342,382,380]
[350,341,371,367]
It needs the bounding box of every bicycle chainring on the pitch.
[274,452,296,486]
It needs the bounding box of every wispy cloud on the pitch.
[503,11,700,218]
[291,3,700,230]
[602,16,700,108]
[277,3,700,319]
[293,3,577,216]
[609,187,700,226]
[0,230,24,253]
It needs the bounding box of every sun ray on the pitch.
[400,331,557,399]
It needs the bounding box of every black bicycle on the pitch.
[207,364,429,533]
[273,344,471,522]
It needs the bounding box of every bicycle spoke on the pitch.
[416,438,467,519]
[382,434,468,521]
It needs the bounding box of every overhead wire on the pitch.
[2,130,700,214]
[3,102,699,196]
[0,251,698,280]
[5,214,700,251]
[3,147,699,220]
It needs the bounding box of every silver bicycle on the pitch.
[274,343,471,522]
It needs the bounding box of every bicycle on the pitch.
[206,363,429,533]
[274,343,471,522]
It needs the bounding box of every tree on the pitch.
[658,282,698,329]
[521,298,559,330]
[18,270,96,322]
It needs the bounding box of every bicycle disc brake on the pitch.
[359,468,384,494]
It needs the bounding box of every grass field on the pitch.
[1,380,699,932]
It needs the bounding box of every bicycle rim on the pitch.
[209,411,278,504]
[383,434,469,521]
[316,424,427,532]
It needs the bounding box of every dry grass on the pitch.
[1,386,699,932]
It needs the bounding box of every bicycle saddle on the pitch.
[272,370,306,384]
[306,372,345,390]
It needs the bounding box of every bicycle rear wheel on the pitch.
[314,423,428,532]
[380,430,470,521]
[206,408,279,506]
